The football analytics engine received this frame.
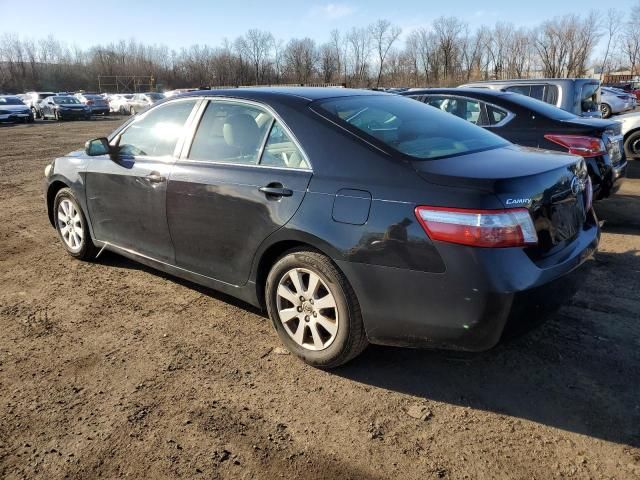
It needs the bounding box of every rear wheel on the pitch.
[31,107,39,119]
[53,188,97,260]
[600,103,612,118]
[54,111,60,121]
[265,249,368,368]
[129,106,136,115]
[624,130,640,160]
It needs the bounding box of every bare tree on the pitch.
[621,2,640,75]
[600,9,622,80]
[236,29,274,84]
[369,19,402,87]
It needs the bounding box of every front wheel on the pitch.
[600,103,612,118]
[265,250,368,368]
[624,131,640,160]
[129,106,135,116]
[53,188,97,260]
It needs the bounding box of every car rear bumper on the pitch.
[337,210,600,351]
[58,110,89,119]
[89,107,109,114]
[599,160,627,198]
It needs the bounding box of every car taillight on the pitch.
[544,134,606,158]
[415,206,538,248]
[584,175,593,211]
[86,100,94,105]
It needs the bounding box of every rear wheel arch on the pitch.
[254,239,344,309]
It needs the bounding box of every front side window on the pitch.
[188,101,273,165]
[505,85,531,96]
[314,95,509,160]
[118,99,197,157]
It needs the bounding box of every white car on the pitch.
[0,95,33,123]
[108,94,134,114]
[616,112,640,160]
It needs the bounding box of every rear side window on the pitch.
[118,99,197,157]
[261,121,309,169]
[423,95,488,126]
[314,95,508,160]
[486,104,509,125]
[188,101,273,165]
[505,85,530,96]
[504,92,575,120]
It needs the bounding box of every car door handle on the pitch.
[146,173,166,183]
[259,185,293,197]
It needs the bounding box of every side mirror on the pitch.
[85,137,110,156]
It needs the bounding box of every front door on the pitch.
[85,98,199,262]
[167,99,312,285]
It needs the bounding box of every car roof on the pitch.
[461,78,598,86]
[401,87,512,99]
[181,87,389,102]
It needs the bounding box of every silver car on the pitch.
[459,78,602,118]
[600,87,635,118]
[127,92,165,115]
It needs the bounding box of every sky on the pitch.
[1,0,635,51]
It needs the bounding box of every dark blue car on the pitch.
[43,88,599,367]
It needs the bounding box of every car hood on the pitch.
[0,104,30,112]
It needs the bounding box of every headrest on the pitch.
[223,114,260,152]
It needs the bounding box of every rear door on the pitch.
[85,98,199,262]
[166,99,312,285]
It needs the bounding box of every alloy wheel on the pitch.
[275,268,339,351]
[57,199,84,252]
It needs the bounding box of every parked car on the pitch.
[614,111,640,160]
[0,95,33,123]
[43,88,599,367]
[40,96,91,121]
[127,92,165,114]
[75,93,110,116]
[20,91,56,118]
[603,82,640,101]
[600,87,635,118]
[108,94,134,114]
[402,88,627,199]
[459,78,602,118]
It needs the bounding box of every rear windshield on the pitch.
[0,96,24,105]
[53,96,80,104]
[84,94,102,99]
[147,93,164,100]
[503,92,576,120]
[313,95,508,160]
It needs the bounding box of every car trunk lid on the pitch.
[411,145,591,257]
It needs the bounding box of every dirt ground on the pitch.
[0,117,639,480]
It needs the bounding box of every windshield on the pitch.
[503,92,576,120]
[314,95,509,160]
[53,96,80,104]
[0,96,25,105]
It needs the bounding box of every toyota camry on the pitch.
[43,88,599,368]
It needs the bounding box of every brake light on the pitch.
[544,134,605,158]
[86,100,94,105]
[415,206,538,248]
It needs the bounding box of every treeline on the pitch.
[1,6,639,93]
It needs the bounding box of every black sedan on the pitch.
[43,88,599,367]
[40,96,91,121]
[401,88,627,200]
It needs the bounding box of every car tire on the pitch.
[53,188,97,260]
[54,111,60,121]
[624,130,640,160]
[130,106,135,115]
[600,103,612,118]
[31,107,39,119]
[265,249,368,368]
